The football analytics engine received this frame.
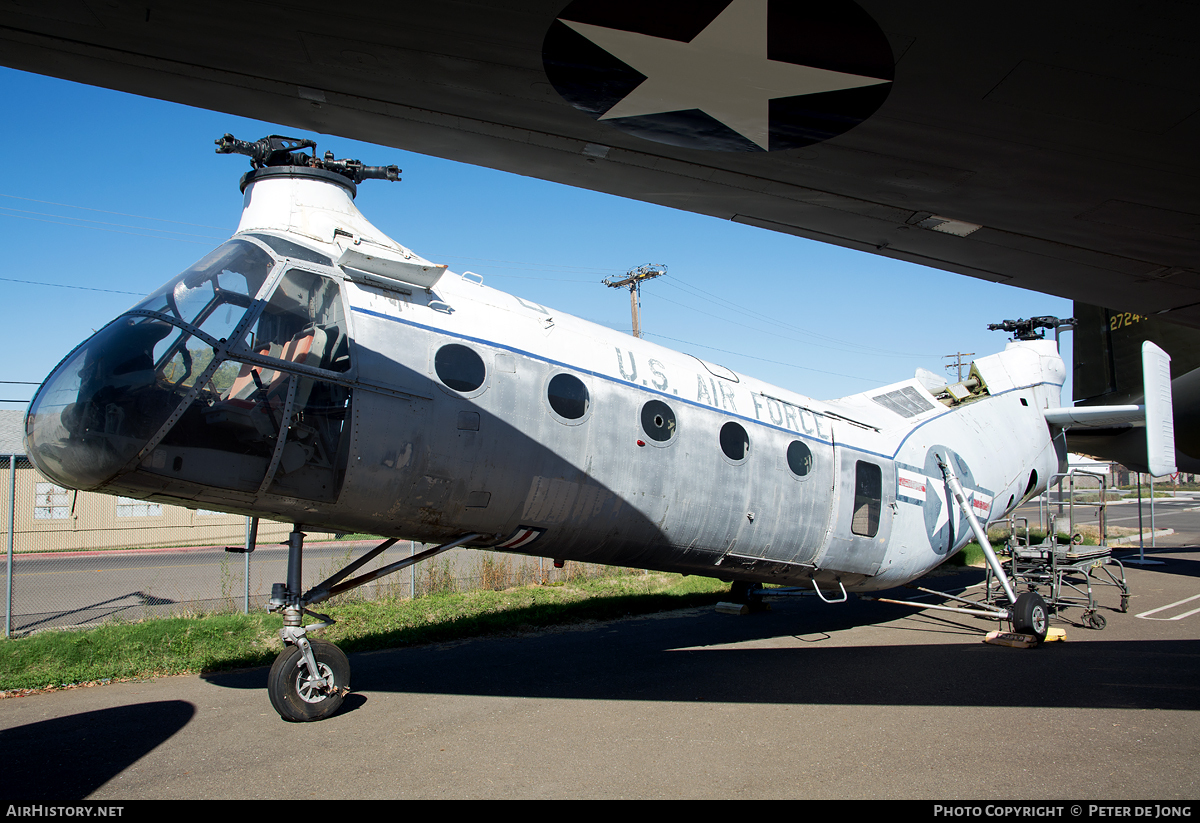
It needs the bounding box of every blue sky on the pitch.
[0,66,1073,406]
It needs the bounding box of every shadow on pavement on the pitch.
[1,701,195,800]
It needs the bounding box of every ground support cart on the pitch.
[985,533,1129,630]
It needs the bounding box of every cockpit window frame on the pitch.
[26,236,365,500]
[111,243,361,476]
[128,237,359,387]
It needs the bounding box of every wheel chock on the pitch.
[984,630,1039,648]
[983,627,1066,647]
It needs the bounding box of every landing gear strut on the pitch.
[730,580,771,612]
[266,526,483,722]
[939,458,1051,644]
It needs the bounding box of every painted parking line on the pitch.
[1136,593,1200,621]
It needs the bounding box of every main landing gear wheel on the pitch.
[730,580,769,612]
[268,639,350,722]
[1011,592,1049,644]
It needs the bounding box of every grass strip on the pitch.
[0,572,730,693]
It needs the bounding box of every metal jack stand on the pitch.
[1125,474,1165,566]
[991,472,1129,628]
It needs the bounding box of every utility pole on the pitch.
[603,264,666,338]
[943,351,975,382]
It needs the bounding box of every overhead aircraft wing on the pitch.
[0,2,1197,325]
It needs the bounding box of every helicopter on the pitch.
[23,135,1174,721]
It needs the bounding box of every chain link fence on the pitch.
[1,457,607,637]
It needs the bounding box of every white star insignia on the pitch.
[559,0,891,150]
[928,477,951,538]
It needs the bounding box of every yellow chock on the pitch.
[984,631,1039,648]
[984,627,1066,647]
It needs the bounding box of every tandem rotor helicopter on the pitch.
[24,135,1176,721]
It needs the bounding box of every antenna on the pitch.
[603,263,666,338]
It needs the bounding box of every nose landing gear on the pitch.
[266,526,485,721]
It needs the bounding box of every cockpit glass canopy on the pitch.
[27,237,354,499]
[250,269,351,373]
[134,239,274,327]
[25,315,186,489]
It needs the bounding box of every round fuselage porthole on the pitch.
[720,421,749,463]
[547,372,591,423]
[435,343,486,393]
[640,399,677,443]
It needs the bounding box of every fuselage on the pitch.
[25,169,1068,593]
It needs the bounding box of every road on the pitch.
[2,540,424,634]
[2,526,1198,800]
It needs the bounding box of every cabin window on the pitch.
[787,441,813,477]
[720,421,749,461]
[851,461,882,537]
[640,400,677,442]
[547,373,589,420]
[435,344,486,392]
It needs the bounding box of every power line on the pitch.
[658,274,937,359]
[0,277,143,296]
[643,332,884,384]
[0,192,229,230]
[0,210,218,245]
[0,204,225,240]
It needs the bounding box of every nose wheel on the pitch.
[264,527,483,721]
[268,638,350,722]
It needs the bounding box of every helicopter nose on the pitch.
[25,316,181,490]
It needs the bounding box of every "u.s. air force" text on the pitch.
[615,348,827,438]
